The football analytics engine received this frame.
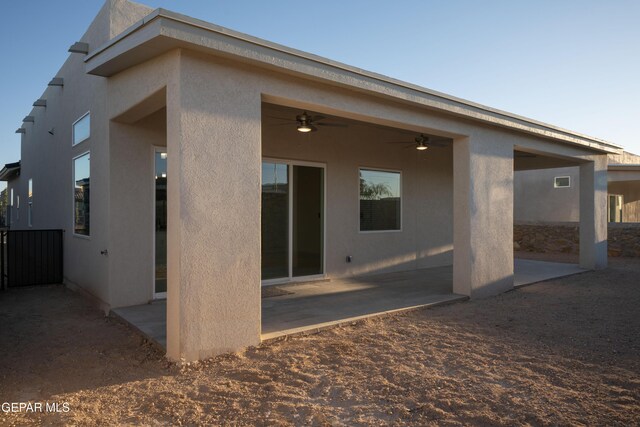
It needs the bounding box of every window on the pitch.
[28,178,33,227]
[554,176,570,188]
[74,153,90,236]
[72,112,90,145]
[359,168,401,231]
[9,188,13,225]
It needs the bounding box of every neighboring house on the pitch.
[3,0,623,362]
[0,161,21,227]
[515,151,640,223]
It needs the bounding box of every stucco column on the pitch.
[166,52,262,362]
[579,155,608,269]
[453,135,514,298]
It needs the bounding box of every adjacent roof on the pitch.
[85,8,622,154]
[608,164,640,172]
[0,161,21,181]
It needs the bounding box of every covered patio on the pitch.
[113,259,586,349]
[89,8,617,362]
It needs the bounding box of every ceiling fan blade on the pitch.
[265,115,294,121]
[428,140,451,147]
[317,122,348,128]
[267,122,294,127]
[385,140,412,144]
[311,115,326,122]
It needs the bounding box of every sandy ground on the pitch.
[1,259,639,426]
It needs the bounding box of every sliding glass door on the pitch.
[154,149,167,298]
[262,162,290,280]
[261,160,324,283]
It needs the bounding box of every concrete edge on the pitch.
[261,294,469,342]
[109,308,167,354]
[513,269,591,289]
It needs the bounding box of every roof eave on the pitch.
[85,9,622,155]
[0,161,21,182]
[609,164,640,171]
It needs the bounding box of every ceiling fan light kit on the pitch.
[297,123,315,133]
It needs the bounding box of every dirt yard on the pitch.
[1,259,639,426]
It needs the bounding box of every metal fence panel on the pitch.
[1,229,63,288]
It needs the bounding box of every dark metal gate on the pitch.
[1,229,64,288]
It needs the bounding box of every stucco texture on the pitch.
[11,0,615,361]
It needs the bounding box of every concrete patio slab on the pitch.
[111,259,588,350]
[514,259,587,287]
[112,301,167,349]
[261,266,462,339]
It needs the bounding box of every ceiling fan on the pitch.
[387,134,450,151]
[268,111,348,133]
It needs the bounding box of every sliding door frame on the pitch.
[262,157,327,286]
[152,146,167,300]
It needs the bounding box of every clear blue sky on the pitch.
[1,0,639,186]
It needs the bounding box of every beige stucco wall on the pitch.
[263,111,454,278]
[11,0,612,361]
[11,0,152,307]
[514,167,580,222]
[515,159,640,223]
[141,49,606,360]
[108,109,166,307]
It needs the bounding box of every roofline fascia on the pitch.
[608,164,640,171]
[85,8,622,154]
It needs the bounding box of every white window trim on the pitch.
[72,111,91,146]
[358,166,403,233]
[554,176,571,188]
[72,151,91,239]
[28,178,33,228]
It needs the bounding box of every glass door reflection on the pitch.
[155,150,167,296]
[261,162,289,280]
[261,161,324,282]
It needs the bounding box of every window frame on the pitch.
[358,167,403,233]
[554,176,571,188]
[72,151,91,238]
[28,178,33,227]
[72,111,91,146]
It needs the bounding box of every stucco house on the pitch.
[515,151,640,223]
[4,0,623,362]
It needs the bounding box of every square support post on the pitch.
[579,155,608,269]
[453,135,514,298]
[166,54,262,362]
